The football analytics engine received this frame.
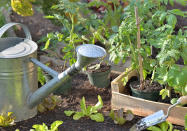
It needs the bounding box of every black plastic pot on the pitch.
[86,67,111,88]
[130,81,160,101]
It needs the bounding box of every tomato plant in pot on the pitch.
[86,56,111,88]
[109,0,186,101]
[109,1,164,101]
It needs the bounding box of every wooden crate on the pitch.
[111,69,187,126]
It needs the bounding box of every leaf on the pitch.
[50,120,63,131]
[43,39,51,50]
[166,14,177,28]
[169,9,185,17]
[115,117,126,125]
[80,97,87,115]
[64,111,75,117]
[90,113,104,122]
[109,110,115,120]
[170,98,178,105]
[73,112,84,120]
[166,121,173,131]
[11,0,34,16]
[158,121,169,131]
[160,89,170,100]
[169,0,174,6]
[0,112,15,127]
[37,104,47,113]
[159,12,167,24]
[185,114,187,130]
[92,95,103,112]
[147,126,162,131]
[32,123,48,131]
[143,69,148,80]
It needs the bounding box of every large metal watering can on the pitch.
[0,23,106,121]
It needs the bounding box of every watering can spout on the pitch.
[27,44,106,109]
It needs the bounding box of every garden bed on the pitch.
[0,73,140,131]
[0,73,185,131]
[1,5,185,131]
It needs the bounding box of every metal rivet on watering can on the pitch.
[0,23,106,121]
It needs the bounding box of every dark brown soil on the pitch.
[86,63,111,73]
[10,7,60,42]
[130,80,162,92]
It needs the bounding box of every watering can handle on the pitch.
[0,22,32,40]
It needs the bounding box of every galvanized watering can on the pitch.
[0,23,106,121]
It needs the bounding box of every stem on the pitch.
[135,7,144,90]
[70,14,76,60]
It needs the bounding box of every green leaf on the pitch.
[158,121,169,131]
[43,39,51,50]
[143,69,148,80]
[90,113,104,122]
[32,123,48,131]
[147,126,161,131]
[166,14,177,28]
[166,121,174,131]
[163,0,168,5]
[159,12,167,24]
[73,112,84,120]
[169,0,174,6]
[170,98,178,105]
[92,95,103,112]
[109,110,115,120]
[80,97,87,115]
[0,112,15,127]
[115,117,126,125]
[160,89,170,100]
[64,111,75,116]
[185,114,187,130]
[50,120,63,131]
[169,9,185,17]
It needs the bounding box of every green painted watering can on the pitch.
[0,23,106,121]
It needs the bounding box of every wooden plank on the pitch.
[111,70,187,126]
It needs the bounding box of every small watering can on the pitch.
[0,23,106,121]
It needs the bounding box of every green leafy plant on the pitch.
[109,108,134,125]
[147,121,180,131]
[37,94,62,113]
[0,112,16,127]
[109,0,186,100]
[64,95,104,122]
[30,120,63,131]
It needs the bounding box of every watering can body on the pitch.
[0,23,106,121]
[0,24,38,121]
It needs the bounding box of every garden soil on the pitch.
[1,7,185,131]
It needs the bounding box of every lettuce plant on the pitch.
[30,120,63,131]
[64,95,104,122]
[147,121,180,131]
[37,94,62,113]
[0,112,16,127]
[109,108,134,125]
